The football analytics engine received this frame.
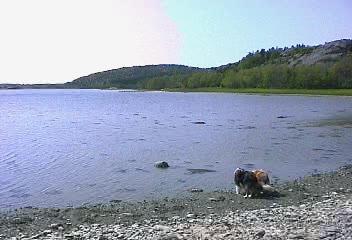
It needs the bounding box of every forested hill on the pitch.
[64,39,352,90]
[66,64,207,89]
[216,39,352,71]
[211,39,352,89]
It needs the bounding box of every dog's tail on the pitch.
[262,184,275,192]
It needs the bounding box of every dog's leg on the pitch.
[248,189,252,198]
[244,188,248,198]
[235,186,239,194]
[248,188,255,198]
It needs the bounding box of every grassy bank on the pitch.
[165,87,352,96]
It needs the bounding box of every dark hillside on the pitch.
[66,64,207,89]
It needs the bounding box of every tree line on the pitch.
[141,55,352,90]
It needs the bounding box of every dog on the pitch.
[234,168,262,198]
[234,168,274,198]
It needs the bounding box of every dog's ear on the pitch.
[234,168,244,176]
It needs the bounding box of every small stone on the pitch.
[43,230,52,235]
[223,232,232,238]
[287,233,305,239]
[255,230,265,238]
[319,232,336,238]
[154,225,171,232]
[158,233,181,240]
[208,196,225,202]
[189,188,203,193]
[49,223,59,229]
[30,233,43,239]
[325,226,339,232]
[64,234,74,239]
[120,212,133,217]
[117,234,125,239]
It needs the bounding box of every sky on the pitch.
[0,0,351,84]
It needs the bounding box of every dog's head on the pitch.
[234,167,246,184]
[234,167,245,176]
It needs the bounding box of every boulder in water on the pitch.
[154,161,170,168]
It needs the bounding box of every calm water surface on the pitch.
[1,89,352,208]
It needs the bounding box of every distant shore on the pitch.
[1,165,352,239]
[2,87,352,96]
[165,87,352,96]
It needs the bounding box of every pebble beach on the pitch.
[2,166,352,239]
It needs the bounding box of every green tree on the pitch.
[330,56,352,88]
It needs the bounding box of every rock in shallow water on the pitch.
[155,161,170,168]
[189,188,203,193]
[191,121,206,124]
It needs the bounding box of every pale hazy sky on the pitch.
[1,0,351,84]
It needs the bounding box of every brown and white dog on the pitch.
[252,169,274,193]
[234,168,274,198]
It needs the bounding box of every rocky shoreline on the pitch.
[2,165,352,239]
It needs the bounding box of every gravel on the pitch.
[7,193,351,239]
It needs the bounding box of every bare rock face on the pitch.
[289,39,352,66]
[154,161,170,168]
[324,39,352,52]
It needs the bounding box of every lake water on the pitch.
[1,89,352,208]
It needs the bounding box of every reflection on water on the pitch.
[309,115,352,128]
[0,90,352,208]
